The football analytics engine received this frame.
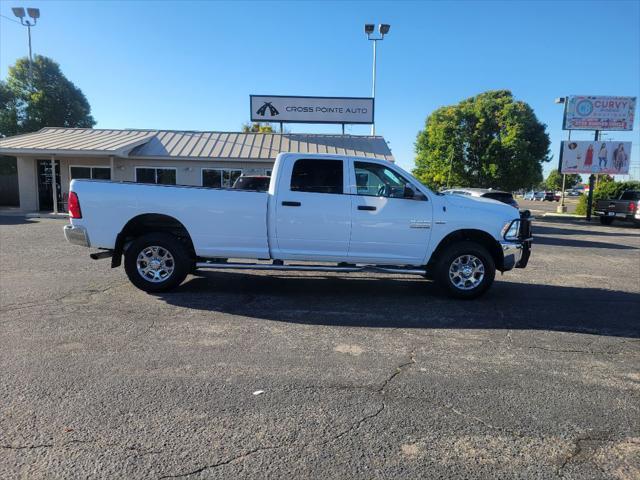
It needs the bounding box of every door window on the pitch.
[290,159,343,194]
[354,161,409,198]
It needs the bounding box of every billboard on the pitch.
[560,141,632,175]
[250,95,374,124]
[563,95,636,131]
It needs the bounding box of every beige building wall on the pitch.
[16,157,38,212]
[17,156,275,211]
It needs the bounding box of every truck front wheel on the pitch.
[434,241,496,299]
[124,233,191,293]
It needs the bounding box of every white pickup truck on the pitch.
[64,153,531,298]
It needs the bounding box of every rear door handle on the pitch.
[282,201,301,207]
[358,205,377,211]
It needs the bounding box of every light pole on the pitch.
[365,23,390,136]
[12,7,40,81]
[555,96,569,213]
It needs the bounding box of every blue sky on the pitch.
[1,0,639,179]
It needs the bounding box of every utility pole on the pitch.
[364,23,390,136]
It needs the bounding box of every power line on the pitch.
[0,13,21,24]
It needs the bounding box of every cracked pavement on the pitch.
[0,215,639,479]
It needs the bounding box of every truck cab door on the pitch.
[272,157,352,262]
[348,159,432,265]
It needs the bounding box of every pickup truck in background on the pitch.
[594,190,640,226]
[64,153,532,299]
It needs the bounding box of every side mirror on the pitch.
[404,184,426,200]
[403,185,416,199]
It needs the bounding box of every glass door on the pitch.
[37,160,61,211]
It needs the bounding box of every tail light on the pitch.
[629,201,636,213]
[68,191,82,219]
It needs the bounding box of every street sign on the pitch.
[563,96,636,131]
[560,140,632,175]
[250,95,374,124]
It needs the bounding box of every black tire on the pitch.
[434,241,496,299]
[124,232,191,292]
[599,216,614,225]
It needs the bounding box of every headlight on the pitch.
[502,220,520,240]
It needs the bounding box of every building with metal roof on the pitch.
[0,127,394,212]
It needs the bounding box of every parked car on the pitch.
[543,191,557,202]
[64,153,531,299]
[594,190,640,226]
[232,175,270,192]
[567,190,582,197]
[441,188,519,208]
[523,191,545,201]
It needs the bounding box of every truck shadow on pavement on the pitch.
[534,223,640,238]
[156,272,640,338]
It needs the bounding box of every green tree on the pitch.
[413,90,550,191]
[0,55,95,137]
[545,169,581,191]
[241,122,274,133]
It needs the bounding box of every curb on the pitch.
[25,213,69,220]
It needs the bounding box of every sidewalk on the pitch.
[0,208,69,220]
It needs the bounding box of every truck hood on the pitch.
[443,193,518,222]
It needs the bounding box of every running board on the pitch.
[195,262,426,276]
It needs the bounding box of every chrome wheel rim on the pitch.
[449,254,485,290]
[136,246,175,283]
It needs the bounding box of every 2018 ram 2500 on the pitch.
[64,153,532,299]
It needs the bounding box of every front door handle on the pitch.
[358,205,377,211]
[282,201,301,207]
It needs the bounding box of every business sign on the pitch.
[250,95,374,124]
[560,140,632,175]
[563,95,636,131]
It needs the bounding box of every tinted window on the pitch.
[136,168,175,185]
[202,169,222,188]
[620,191,640,200]
[70,167,91,179]
[354,161,408,198]
[92,168,111,180]
[291,159,343,194]
[157,169,176,185]
[202,169,242,188]
[136,168,156,184]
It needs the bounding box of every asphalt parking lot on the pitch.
[1,214,639,479]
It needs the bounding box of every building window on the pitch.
[202,169,242,188]
[135,167,176,185]
[290,159,343,194]
[265,169,272,177]
[70,166,111,180]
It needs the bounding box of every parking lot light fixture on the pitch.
[12,6,41,83]
[364,22,391,136]
[12,7,26,18]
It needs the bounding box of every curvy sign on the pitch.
[563,96,636,131]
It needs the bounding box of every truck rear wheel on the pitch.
[434,241,496,299]
[599,216,614,225]
[124,233,191,292]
